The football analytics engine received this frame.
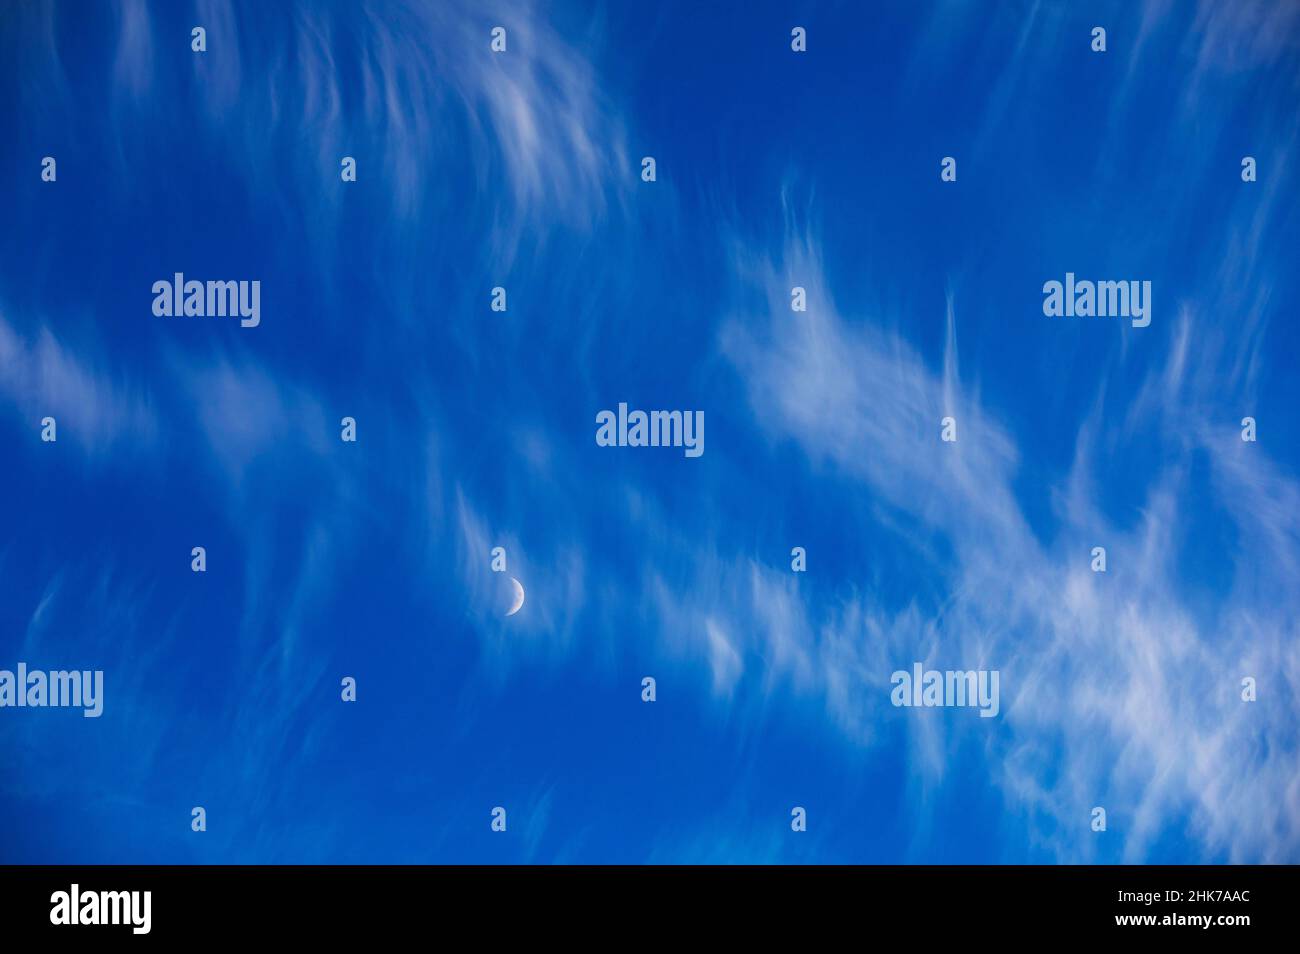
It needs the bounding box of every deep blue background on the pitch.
[1,1,1297,863]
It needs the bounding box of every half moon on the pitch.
[506,577,525,617]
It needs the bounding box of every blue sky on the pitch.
[1,0,1298,864]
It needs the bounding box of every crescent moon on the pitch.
[506,577,525,617]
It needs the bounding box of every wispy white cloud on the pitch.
[712,226,1299,862]
[108,0,631,257]
[0,313,158,455]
